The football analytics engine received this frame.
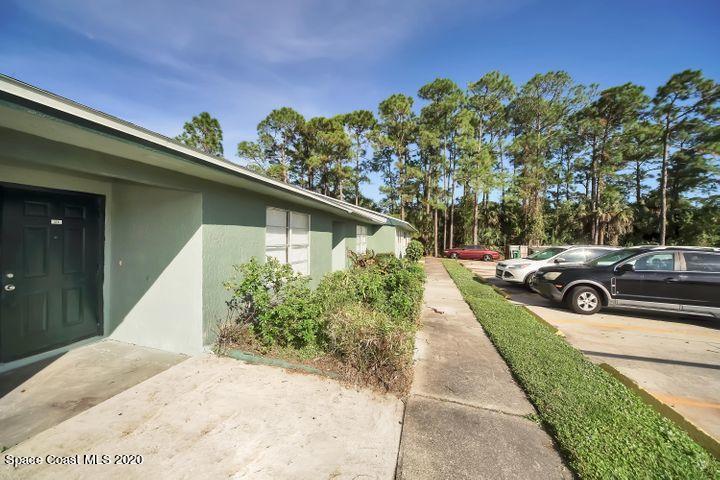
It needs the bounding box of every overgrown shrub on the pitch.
[405,239,424,262]
[315,268,383,313]
[215,320,256,354]
[315,257,425,322]
[221,254,425,393]
[347,249,379,268]
[382,258,425,320]
[374,252,396,264]
[223,257,324,348]
[325,302,415,391]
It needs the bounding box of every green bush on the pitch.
[442,259,719,479]
[223,257,324,348]
[405,239,424,262]
[315,257,425,323]
[347,249,380,268]
[325,302,415,391]
[222,255,425,392]
[315,268,383,313]
[381,258,425,321]
[375,252,397,264]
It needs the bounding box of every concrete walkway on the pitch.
[396,258,570,479]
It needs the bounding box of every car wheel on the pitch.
[450,253,458,259]
[483,254,492,262]
[567,286,602,315]
[524,272,536,288]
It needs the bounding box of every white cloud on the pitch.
[16,0,519,66]
[7,0,530,186]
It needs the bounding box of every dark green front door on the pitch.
[0,186,103,362]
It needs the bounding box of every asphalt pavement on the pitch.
[462,259,720,456]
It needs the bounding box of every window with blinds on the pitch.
[356,225,368,254]
[396,230,410,257]
[266,207,310,275]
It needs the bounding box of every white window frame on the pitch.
[265,207,311,275]
[396,230,410,258]
[356,225,368,254]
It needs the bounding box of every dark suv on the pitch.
[532,247,720,317]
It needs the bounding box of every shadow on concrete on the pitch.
[486,280,557,308]
[0,340,186,449]
[599,308,720,331]
[474,265,720,330]
[582,350,720,371]
[0,353,64,399]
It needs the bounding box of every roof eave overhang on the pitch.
[0,74,397,227]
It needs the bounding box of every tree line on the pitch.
[176,69,719,254]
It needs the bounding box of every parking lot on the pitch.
[461,260,720,450]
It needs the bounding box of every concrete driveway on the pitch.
[2,351,403,480]
[462,260,720,452]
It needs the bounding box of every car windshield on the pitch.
[526,247,566,260]
[588,248,639,266]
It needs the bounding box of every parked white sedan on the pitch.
[495,246,618,287]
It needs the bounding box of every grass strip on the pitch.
[442,259,719,479]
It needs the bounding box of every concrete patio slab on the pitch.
[0,340,186,449]
[2,355,404,480]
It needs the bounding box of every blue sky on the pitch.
[2,0,719,200]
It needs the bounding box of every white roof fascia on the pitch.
[0,74,388,225]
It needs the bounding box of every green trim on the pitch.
[221,348,340,379]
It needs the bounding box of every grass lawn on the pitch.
[442,259,719,480]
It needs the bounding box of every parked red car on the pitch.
[444,245,501,261]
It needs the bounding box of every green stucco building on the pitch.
[0,75,414,369]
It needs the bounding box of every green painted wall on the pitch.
[369,225,397,254]
[0,156,206,354]
[331,221,356,271]
[109,182,203,353]
[199,187,377,345]
[0,126,404,356]
[346,223,359,254]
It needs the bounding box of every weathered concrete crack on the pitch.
[393,400,409,480]
[412,392,534,421]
